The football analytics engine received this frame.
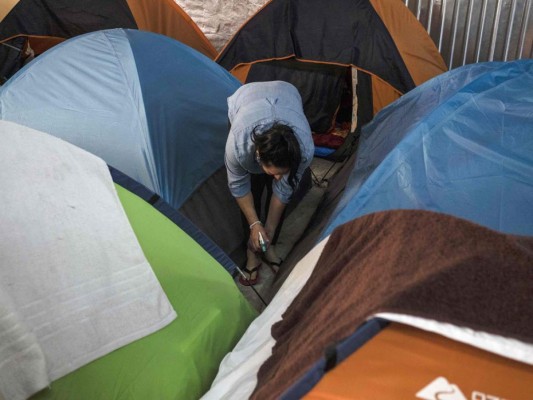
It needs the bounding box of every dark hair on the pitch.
[252,123,301,190]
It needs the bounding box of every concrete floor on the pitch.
[235,157,342,312]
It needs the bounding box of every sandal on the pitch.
[261,255,283,274]
[239,264,261,286]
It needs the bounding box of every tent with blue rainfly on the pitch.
[0,28,250,266]
[0,120,256,400]
[322,59,533,239]
[272,58,533,304]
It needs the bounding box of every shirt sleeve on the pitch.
[272,154,312,204]
[225,134,251,198]
[227,96,236,124]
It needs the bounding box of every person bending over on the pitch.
[225,81,314,285]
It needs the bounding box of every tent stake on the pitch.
[235,266,268,306]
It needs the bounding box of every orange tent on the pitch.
[0,0,216,82]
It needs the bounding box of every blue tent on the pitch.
[323,60,533,238]
[0,28,240,210]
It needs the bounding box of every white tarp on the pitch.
[175,0,268,51]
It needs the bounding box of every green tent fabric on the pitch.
[32,184,257,400]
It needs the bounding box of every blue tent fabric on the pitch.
[322,60,533,239]
[313,146,336,158]
[0,28,240,209]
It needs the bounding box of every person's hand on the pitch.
[264,226,275,243]
[248,223,270,253]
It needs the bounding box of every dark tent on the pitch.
[216,0,447,160]
[0,0,216,82]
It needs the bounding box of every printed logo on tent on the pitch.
[416,377,467,400]
[416,377,508,400]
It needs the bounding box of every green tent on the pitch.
[0,121,256,400]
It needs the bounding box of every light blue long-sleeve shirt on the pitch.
[225,81,314,204]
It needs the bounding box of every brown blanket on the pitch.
[252,210,533,399]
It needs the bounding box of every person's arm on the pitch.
[235,192,259,227]
[236,193,268,252]
[264,195,286,242]
[225,133,267,252]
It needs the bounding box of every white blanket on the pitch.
[0,121,176,400]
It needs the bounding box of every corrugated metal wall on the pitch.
[403,0,533,68]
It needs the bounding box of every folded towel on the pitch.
[0,121,176,400]
[0,290,48,400]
